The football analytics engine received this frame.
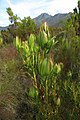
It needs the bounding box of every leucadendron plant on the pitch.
[14,22,80,119]
[14,22,63,119]
[14,22,62,100]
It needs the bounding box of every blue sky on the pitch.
[0,0,78,26]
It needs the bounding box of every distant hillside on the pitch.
[0,26,9,31]
[0,13,70,30]
[34,13,52,27]
[34,13,70,28]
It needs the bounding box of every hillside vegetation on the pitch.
[0,1,80,120]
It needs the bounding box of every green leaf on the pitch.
[28,34,35,51]
[29,87,38,98]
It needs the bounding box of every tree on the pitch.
[6,7,14,23]
[53,1,80,81]
[78,0,80,35]
[6,7,19,25]
[14,16,37,40]
[6,7,37,41]
[70,0,80,36]
[26,16,36,35]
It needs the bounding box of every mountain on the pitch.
[34,13,52,27]
[0,13,70,30]
[34,13,70,28]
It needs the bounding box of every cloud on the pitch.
[6,0,77,18]
[0,12,9,26]
[48,0,77,14]
[5,0,55,18]
[6,0,12,8]
[0,0,78,26]
[6,1,35,19]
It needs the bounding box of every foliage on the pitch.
[6,7,19,24]
[14,22,62,103]
[13,22,78,119]
[35,80,80,120]
[0,45,24,120]
[14,12,80,119]
[0,32,3,46]
[70,0,80,36]
[0,1,80,119]
[53,2,80,81]
[14,16,37,40]
[6,7,37,41]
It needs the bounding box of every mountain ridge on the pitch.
[34,12,70,27]
[0,26,9,31]
[0,13,70,30]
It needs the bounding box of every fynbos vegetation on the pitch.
[0,0,80,120]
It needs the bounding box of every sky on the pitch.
[0,0,78,26]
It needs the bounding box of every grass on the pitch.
[0,44,24,119]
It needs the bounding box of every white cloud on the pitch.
[0,12,9,26]
[6,0,77,18]
[6,0,44,18]
[6,0,12,7]
[0,0,78,26]
[48,0,78,15]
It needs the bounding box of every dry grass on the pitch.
[0,44,17,61]
[0,44,24,120]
